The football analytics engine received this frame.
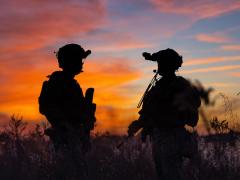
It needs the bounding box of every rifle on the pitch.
[137,71,158,108]
[117,71,158,149]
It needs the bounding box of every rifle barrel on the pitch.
[137,73,158,108]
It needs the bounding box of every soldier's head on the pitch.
[56,44,91,75]
[143,48,182,76]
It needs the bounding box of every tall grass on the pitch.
[0,115,240,180]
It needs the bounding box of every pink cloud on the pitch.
[184,56,240,66]
[195,33,231,43]
[94,38,153,52]
[182,65,240,74]
[150,0,240,20]
[0,0,107,52]
[85,29,155,52]
[221,45,240,51]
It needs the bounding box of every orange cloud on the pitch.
[229,72,240,77]
[195,34,230,43]
[79,58,141,87]
[221,45,240,51]
[204,82,237,88]
[182,65,240,74]
[77,58,142,108]
[0,54,142,132]
[150,0,240,20]
[184,56,240,66]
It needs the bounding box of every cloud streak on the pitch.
[0,0,107,53]
[221,45,240,51]
[184,56,240,66]
[195,33,230,43]
[88,31,153,52]
[150,0,240,20]
[229,72,240,77]
[1,0,240,133]
[182,65,240,74]
[0,53,142,132]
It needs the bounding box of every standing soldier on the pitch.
[38,43,96,179]
[128,49,201,180]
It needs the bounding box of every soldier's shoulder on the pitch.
[176,76,188,82]
[49,71,81,89]
[48,71,64,81]
[44,71,66,90]
[176,76,191,87]
[176,76,201,102]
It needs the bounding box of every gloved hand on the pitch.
[127,120,141,137]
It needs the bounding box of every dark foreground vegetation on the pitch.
[0,115,240,180]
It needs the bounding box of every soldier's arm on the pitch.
[127,112,147,137]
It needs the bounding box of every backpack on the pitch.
[39,78,96,129]
[173,77,201,127]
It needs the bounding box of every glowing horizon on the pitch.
[0,0,240,134]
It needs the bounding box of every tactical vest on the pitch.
[39,71,85,127]
[141,76,201,128]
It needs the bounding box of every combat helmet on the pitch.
[56,44,91,68]
[143,48,182,71]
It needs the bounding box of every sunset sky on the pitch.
[0,0,240,134]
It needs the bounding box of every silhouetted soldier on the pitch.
[38,43,96,178]
[128,49,201,180]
